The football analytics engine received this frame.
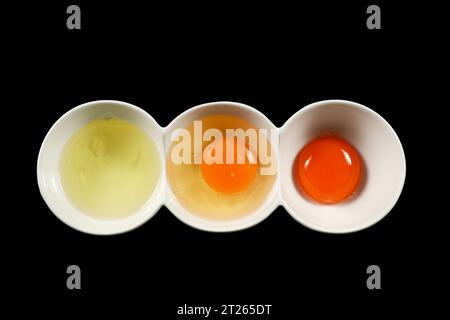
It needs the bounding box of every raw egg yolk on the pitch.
[294,136,362,204]
[201,137,258,193]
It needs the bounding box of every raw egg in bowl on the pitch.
[165,102,279,232]
[280,100,406,233]
[37,100,165,235]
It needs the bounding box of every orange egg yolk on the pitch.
[294,136,362,204]
[201,137,258,193]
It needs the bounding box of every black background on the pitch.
[8,0,438,317]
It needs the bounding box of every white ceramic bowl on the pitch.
[280,100,406,233]
[37,100,166,235]
[164,101,280,232]
[37,99,406,234]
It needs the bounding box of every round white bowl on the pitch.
[37,100,166,235]
[164,101,280,232]
[279,100,406,233]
